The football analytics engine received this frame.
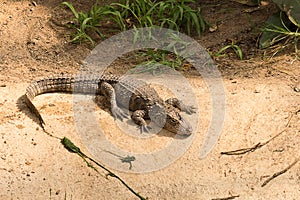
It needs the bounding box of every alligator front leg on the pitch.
[100,82,128,120]
[165,98,196,114]
[131,110,151,133]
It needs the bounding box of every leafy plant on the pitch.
[62,0,205,73]
[62,0,207,46]
[129,31,193,74]
[212,40,243,60]
[162,0,206,36]
[259,0,300,55]
[272,0,300,27]
[110,0,156,28]
[108,0,207,36]
[62,1,108,45]
[130,49,185,75]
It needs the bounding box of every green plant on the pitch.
[111,0,156,28]
[62,0,204,73]
[212,40,243,60]
[62,1,108,45]
[130,49,185,75]
[129,31,193,74]
[162,0,206,36]
[62,0,207,46]
[108,0,207,36]
[260,12,299,56]
[259,0,300,56]
[60,137,147,199]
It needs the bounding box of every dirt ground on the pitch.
[0,0,299,199]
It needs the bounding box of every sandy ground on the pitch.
[0,0,299,199]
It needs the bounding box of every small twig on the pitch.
[221,111,295,155]
[211,194,240,200]
[40,125,146,199]
[43,129,61,140]
[61,137,147,200]
[221,142,262,155]
[87,155,145,199]
[261,158,299,187]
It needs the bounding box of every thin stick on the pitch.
[261,158,299,187]
[221,142,262,155]
[42,126,147,199]
[211,195,240,200]
[61,137,147,200]
[221,111,295,155]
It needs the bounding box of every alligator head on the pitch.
[149,103,193,136]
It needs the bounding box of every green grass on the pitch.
[129,49,185,75]
[259,10,300,58]
[128,31,193,74]
[62,0,208,72]
[109,0,207,36]
[62,0,208,45]
[212,40,243,60]
[62,1,108,45]
[261,20,299,57]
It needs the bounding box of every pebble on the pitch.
[294,82,300,92]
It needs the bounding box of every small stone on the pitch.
[16,124,25,129]
[31,1,37,6]
[294,85,300,92]
[209,24,218,32]
[25,161,31,165]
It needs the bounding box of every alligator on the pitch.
[24,74,196,136]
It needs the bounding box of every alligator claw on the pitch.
[184,105,197,114]
[138,125,152,133]
[165,98,196,114]
[112,107,129,121]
